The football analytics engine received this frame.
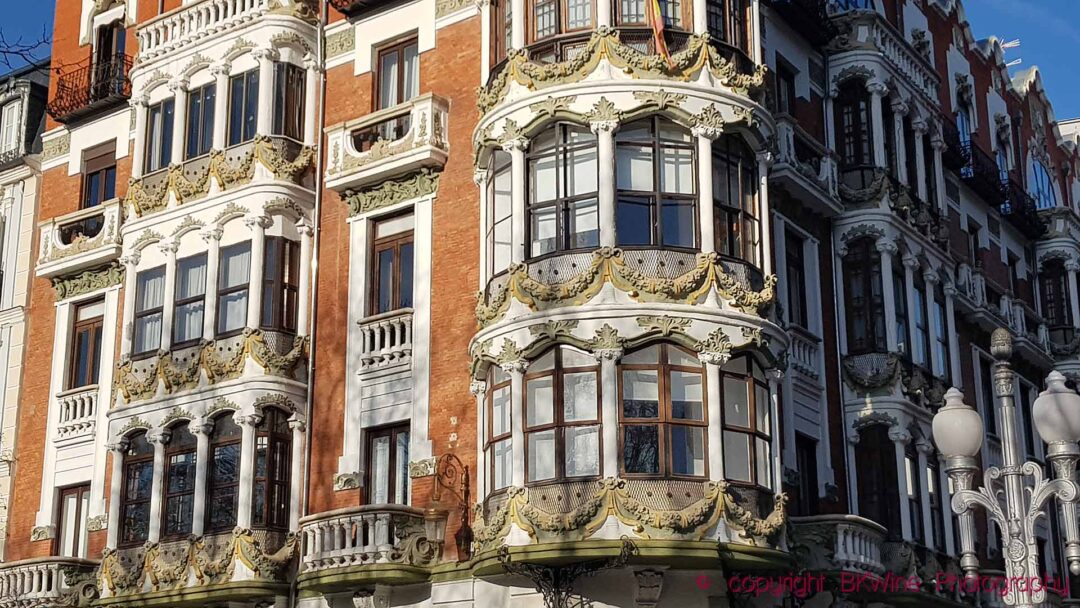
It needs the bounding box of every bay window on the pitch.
[932,284,949,380]
[367,424,410,505]
[616,117,697,249]
[228,69,259,147]
[162,425,197,538]
[855,425,901,535]
[529,0,594,41]
[120,432,154,547]
[185,82,216,159]
[133,266,166,356]
[719,354,771,487]
[252,409,291,530]
[216,242,251,336]
[273,63,306,141]
[843,238,885,354]
[527,124,599,257]
[835,81,872,170]
[619,344,706,478]
[261,238,300,333]
[524,347,600,483]
[208,413,241,532]
[1040,259,1072,343]
[173,254,207,346]
[69,300,104,389]
[488,151,513,276]
[486,366,513,490]
[145,99,174,173]
[912,275,930,367]
[713,134,759,264]
[904,442,923,542]
[706,0,748,52]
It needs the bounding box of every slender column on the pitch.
[694,131,718,253]
[867,80,889,168]
[159,240,180,351]
[758,152,774,276]
[201,227,222,340]
[892,100,909,182]
[245,215,272,330]
[211,62,230,150]
[823,92,837,152]
[511,0,525,48]
[506,363,527,487]
[592,122,618,248]
[296,220,314,337]
[480,1,493,82]
[877,238,899,351]
[189,419,213,536]
[846,432,860,514]
[944,283,962,385]
[147,430,172,543]
[599,354,622,478]
[120,254,140,358]
[105,441,127,549]
[476,170,490,287]
[288,416,307,531]
[303,59,319,146]
[703,360,725,481]
[235,412,263,529]
[692,0,708,34]
[505,139,529,264]
[131,95,149,178]
[925,271,943,377]
[254,49,278,136]
[916,439,934,548]
[1067,261,1080,330]
[767,369,784,492]
[891,427,913,540]
[471,381,488,499]
[912,120,929,203]
[903,254,920,361]
[169,80,189,164]
[596,0,611,27]
[932,136,947,213]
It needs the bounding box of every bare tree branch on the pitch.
[0,26,51,72]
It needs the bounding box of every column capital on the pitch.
[890,98,910,115]
[912,118,929,135]
[200,226,223,243]
[106,440,130,454]
[119,252,141,267]
[130,94,150,108]
[902,253,921,270]
[923,270,941,284]
[252,47,280,62]
[1066,261,1080,273]
[499,359,529,374]
[500,137,529,152]
[287,415,307,432]
[234,412,264,427]
[210,61,231,77]
[766,368,785,382]
[889,427,912,445]
[915,438,935,455]
[590,120,620,135]
[147,430,172,446]
[295,218,314,236]
[875,237,898,255]
[244,215,273,231]
[866,79,889,97]
[157,239,179,256]
[469,379,487,395]
[303,54,321,72]
[756,150,775,167]
[472,169,487,186]
[168,78,190,94]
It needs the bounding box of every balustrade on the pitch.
[137,0,271,62]
[56,386,98,440]
[357,310,414,371]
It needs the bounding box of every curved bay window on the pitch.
[527,124,599,257]
[843,238,885,354]
[486,366,513,490]
[619,344,705,478]
[525,347,601,483]
[1040,259,1073,344]
[713,135,760,266]
[835,81,873,179]
[855,425,901,536]
[253,408,291,530]
[616,117,697,249]
[207,413,242,533]
[1030,159,1058,209]
[119,432,154,547]
[705,0,748,54]
[529,0,594,42]
[488,151,513,276]
[162,425,197,538]
[719,354,771,488]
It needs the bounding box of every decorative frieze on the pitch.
[408,457,437,478]
[41,132,70,163]
[326,28,355,59]
[51,263,123,300]
[342,169,441,216]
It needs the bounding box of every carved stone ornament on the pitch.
[634,569,665,607]
[353,588,391,608]
[326,28,356,59]
[86,515,108,532]
[409,457,437,479]
[334,472,362,491]
[342,169,440,216]
[841,352,901,393]
[41,132,70,162]
[31,525,55,541]
[52,263,123,301]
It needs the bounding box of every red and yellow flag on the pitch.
[648,0,677,70]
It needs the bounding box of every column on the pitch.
[131,95,149,179]
[158,240,179,351]
[288,415,307,531]
[903,254,920,359]
[105,442,126,548]
[303,59,319,146]
[599,355,621,478]
[510,0,524,48]
[476,171,489,287]
[767,369,784,493]
[704,361,725,481]
[201,228,222,340]
[596,0,611,27]
[892,100,909,183]
[932,137,947,213]
[692,0,708,34]
[506,363,527,487]
[916,439,934,548]
[211,63,230,150]
[944,283,962,385]
[867,80,889,168]
[912,120,928,203]
[877,238,899,351]
[505,139,528,264]
[695,132,716,253]
[245,215,271,330]
[925,271,943,377]
[296,220,314,337]
[189,419,213,536]
[119,254,140,358]
[471,380,488,499]
[235,412,263,529]
[169,80,189,164]
[147,430,171,543]
[823,92,837,152]
[592,122,618,248]
[254,49,278,136]
[758,152,774,277]
[1067,261,1080,330]
[480,1,492,82]
[891,427,913,541]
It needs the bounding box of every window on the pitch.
[252,409,291,530]
[843,238,885,354]
[903,116,918,192]
[145,99,175,173]
[923,135,937,205]
[55,484,90,558]
[932,284,950,380]
[120,432,154,547]
[261,238,300,332]
[69,300,104,389]
[1030,159,1058,209]
[978,355,998,437]
[966,221,980,264]
[529,0,594,41]
[882,101,897,179]
[893,266,908,356]
[775,59,796,115]
[228,69,259,147]
[377,38,419,110]
[794,434,818,516]
[927,457,945,550]
[835,81,872,168]
[162,425,197,538]
[912,275,930,367]
[217,242,251,336]
[719,354,772,487]
[0,101,19,154]
[488,151,513,276]
[905,442,923,543]
[1041,259,1073,343]
[82,141,117,209]
[173,254,207,346]
[617,0,682,26]
[705,0,747,50]
[273,63,306,141]
[713,135,760,265]
[785,231,807,328]
[855,425,901,536]
[527,124,599,257]
[185,82,216,159]
[956,104,972,145]
[619,344,706,478]
[525,347,600,483]
[366,424,410,505]
[1018,381,1036,459]
[486,366,513,490]
[616,118,697,249]
[134,267,166,356]
[208,414,242,532]
[370,229,413,315]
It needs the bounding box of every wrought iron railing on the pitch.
[958,141,1005,207]
[47,53,132,123]
[1000,177,1046,238]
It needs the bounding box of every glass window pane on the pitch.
[135,312,162,354]
[568,198,599,249]
[660,145,694,194]
[755,383,770,432]
[667,347,699,367]
[530,151,557,203]
[671,426,705,476]
[528,430,556,481]
[616,197,653,246]
[560,347,594,368]
[371,435,390,504]
[622,369,658,418]
[492,385,511,436]
[565,425,599,476]
[59,492,78,556]
[622,346,659,364]
[395,430,410,504]
[617,145,654,190]
[756,437,772,488]
[217,291,247,334]
[403,43,419,102]
[220,243,252,289]
[177,255,207,300]
[623,425,659,473]
[723,431,752,482]
[527,376,554,427]
[377,248,394,313]
[244,71,259,141]
[212,444,240,483]
[661,199,696,248]
[493,438,512,489]
[530,205,557,256]
[136,268,166,312]
[567,0,592,28]
[379,50,400,108]
[566,142,597,195]
[724,376,750,427]
[670,370,703,420]
[563,372,597,421]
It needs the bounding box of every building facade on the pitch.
[5,0,1080,607]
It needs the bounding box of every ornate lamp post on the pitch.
[932,329,1080,607]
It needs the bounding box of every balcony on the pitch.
[1000,177,1047,238]
[47,53,132,124]
[35,198,123,279]
[325,94,449,195]
[136,0,272,63]
[771,115,841,216]
[787,326,822,382]
[297,505,442,591]
[958,141,1007,209]
[358,309,413,372]
[826,8,938,101]
[789,514,887,575]
[55,385,98,442]
[0,557,99,608]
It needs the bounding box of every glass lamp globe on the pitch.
[1033,371,1080,445]
[932,387,984,458]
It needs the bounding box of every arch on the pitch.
[1027,154,1060,209]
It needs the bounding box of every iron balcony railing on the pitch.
[47,53,132,124]
[1000,176,1046,238]
[958,140,1005,207]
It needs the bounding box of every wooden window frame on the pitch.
[216,241,251,338]
[273,62,306,142]
[374,37,419,112]
[369,230,414,316]
[835,81,873,169]
[932,283,950,380]
[53,483,90,557]
[617,344,708,480]
[488,151,514,277]
[68,301,104,390]
[523,348,601,485]
[927,457,945,550]
[185,82,216,160]
[785,230,807,329]
[172,253,207,348]
[793,434,818,516]
[904,442,924,543]
[774,56,797,116]
[227,69,259,147]
[525,124,600,259]
[261,237,300,333]
[912,274,931,368]
[712,135,760,264]
[527,0,596,42]
[486,369,514,490]
[207,414,242,534]
[82,141,117,209]
[718,354,771,488]
[161,427,197,540]
[133,267,165,358]
[842,238,885,354]
[364,423,410,505]
[144,99,174,174]
[252,408,291,531]
[119,434,154,548]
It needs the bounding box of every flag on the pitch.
[648,0,677,70]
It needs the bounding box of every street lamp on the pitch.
[932,328,1080,607]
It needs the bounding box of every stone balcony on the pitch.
[0,556,99,608]
[357,309,413,373]
[135,0,272,63]
[35,198,123,279]
[325,93,449,195]
[789,514,886,576]
[771,114,841,216]
[55,385,99,443]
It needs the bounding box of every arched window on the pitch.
[615,117,697,249]
[719,354,772,488]
[162,424,197,539]
[207,413,242,533]
[855,425,901,535]
[253,408,291,530]
[528,0,594,42]
[1030,159,1058,209]
[526,124,599,258]
[119,431,154,547]
[835,80,873,169]
[619,344,705,477]
[488,151,513,276]
[712,135,759,265]
[524,347,600,483]
[956,104,972,145]
[843,238,885,354]
[1041,259,1073,343]
[486,366,513,490]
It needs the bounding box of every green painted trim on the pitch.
[93,581,289,607]
[296,563,431,593]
